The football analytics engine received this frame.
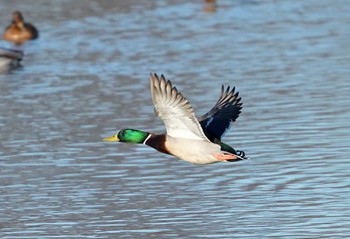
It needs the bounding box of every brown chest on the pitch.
[144,134,170,155]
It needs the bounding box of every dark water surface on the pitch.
[1,0,349,238]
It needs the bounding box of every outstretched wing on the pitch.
[150,73,209,141]
[198,85,242,141]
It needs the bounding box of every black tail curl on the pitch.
[227,150,248,162]
[236,150,245,158]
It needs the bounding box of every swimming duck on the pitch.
[0,47,23,71]
[3,11,39,45]
[103,73,247,164]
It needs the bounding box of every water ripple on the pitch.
[1,0,350,238]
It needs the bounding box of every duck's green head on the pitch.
[103,129,150,144]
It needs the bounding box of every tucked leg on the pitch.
[212,153,238,161]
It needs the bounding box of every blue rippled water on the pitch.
[1,0,349,238]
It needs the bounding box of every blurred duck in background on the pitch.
[0,47,23,72]
[3,11,39,45]
[204,0,217,13]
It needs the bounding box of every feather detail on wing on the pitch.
[198,85,242,141]
[150,73,209,141]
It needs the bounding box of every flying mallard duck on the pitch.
[3,11,39,45]
[103,73,247,164]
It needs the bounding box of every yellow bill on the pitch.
[103,134,119,142]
